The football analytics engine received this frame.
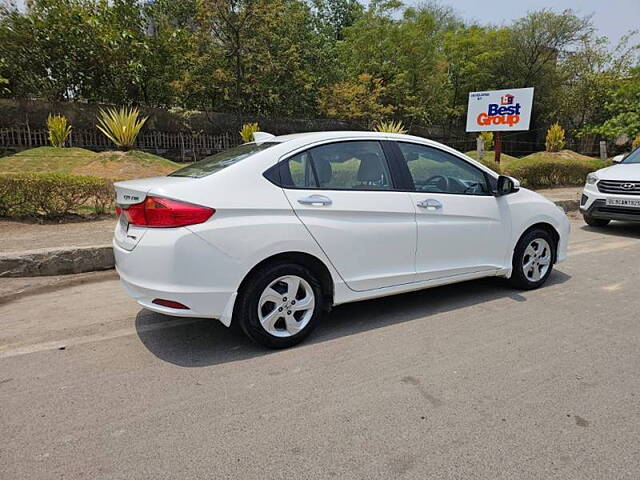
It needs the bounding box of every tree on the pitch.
[318,73,393,126]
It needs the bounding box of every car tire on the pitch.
[509,228,556,290]
[583,214,610,227]
[234,263,324,349]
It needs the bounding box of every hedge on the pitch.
[0,172,114,218]
[503,157,609,189]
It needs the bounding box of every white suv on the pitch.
[113,131,569,348]
[581,147,640,227]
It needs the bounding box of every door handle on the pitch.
[298,194,332,206]
[417,199,442,209]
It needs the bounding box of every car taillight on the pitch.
[121,196,214,228]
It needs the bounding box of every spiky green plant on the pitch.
[47,114,72,148]
[97,107,148,149]
[545,123,566,152]
[239,122,260,143]
[479,131,494,150]
[373,120,407,134]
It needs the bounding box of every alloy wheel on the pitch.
[522,238,551,282]
[257,275,315,337]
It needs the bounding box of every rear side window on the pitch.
[170,142,278,178]
[280,141,393,190]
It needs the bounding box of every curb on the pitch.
[0,245,114,278]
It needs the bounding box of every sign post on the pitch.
[466,87,534,164]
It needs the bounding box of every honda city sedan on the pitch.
[114,131,570,348]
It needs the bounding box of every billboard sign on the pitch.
[466,87,534,132]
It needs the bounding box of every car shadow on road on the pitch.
[135,269,571,367]
[580,221,640,238]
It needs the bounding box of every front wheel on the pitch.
[509,229,556,290]
[583,214,610,227]
[234,263,323,349]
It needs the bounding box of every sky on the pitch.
[413,0,640,45]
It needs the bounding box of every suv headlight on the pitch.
[586,173,598,185]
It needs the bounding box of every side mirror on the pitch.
[496,175,520,196]
[612,154,625,163]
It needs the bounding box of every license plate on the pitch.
[606,198,640,208]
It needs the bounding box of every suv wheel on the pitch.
[509,229,556,290]
[583,214,610,227]
[234,263,323,348]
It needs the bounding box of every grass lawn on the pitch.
[0,146,181,180]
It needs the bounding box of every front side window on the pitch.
[398,142,490,195]
[171,142,278,178]
[281,141,393,191]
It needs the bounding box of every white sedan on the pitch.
[113,131,570,348]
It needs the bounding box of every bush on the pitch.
[545,123,566,152]
[239,122,260,143]
[503,157,608,189]
[0,173,114,218]
[47,114,72,147]
[476,156,502,174]
[97,107,148,149]
[632,134,640,150]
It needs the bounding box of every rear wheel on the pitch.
[583,214,610,227]
[509,229,556,290]
[234,263,323,348]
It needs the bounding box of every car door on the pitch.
[393,141,510,282]
[279,140,417,292]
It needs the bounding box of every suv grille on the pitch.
[597,180,640,195]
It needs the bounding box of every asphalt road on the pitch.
[2,215,640,479]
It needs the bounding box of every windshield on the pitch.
[170,142,279,178]
[622,147,640,164]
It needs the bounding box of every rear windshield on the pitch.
[170,142,279,178]
[622,147,640,164]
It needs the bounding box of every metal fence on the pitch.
[0,126,239,161]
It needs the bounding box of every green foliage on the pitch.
[47,114,72,148]
[239,123,260,143]
[479,132,493,151]
[583,67,640,140]
[545,123,566,152]
[319,73,393,126]
[97,107,148,149]
[0,173,114,218]
[503,157,608,189]
[373,120,407,134]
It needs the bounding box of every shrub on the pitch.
[545,123,566,152]
[476,157,502,175]
[47,114,72,148]
[0,173,114,218]
[97,107,148,149]
[503,157,608,189]
[373,120,407,134]
[239,123,260,143]
[479,132,493,151]
[632,134,640,150]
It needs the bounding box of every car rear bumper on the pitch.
[113,227,239,326]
